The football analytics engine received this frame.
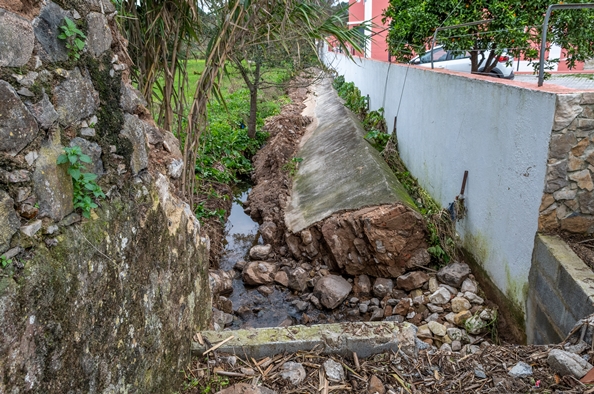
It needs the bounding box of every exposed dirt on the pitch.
[560,231,594,272]
[0,0,41,19]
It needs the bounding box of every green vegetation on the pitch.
[384,0,594,75]
[57,146,105,219]
[58,17,86,60]
[282,157,304,177]
[332,75,457,265]
[0,255,12,269]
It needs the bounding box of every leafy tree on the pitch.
[383,0,594,75]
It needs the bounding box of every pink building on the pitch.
[345,0,590,72]
[347,0,391,62]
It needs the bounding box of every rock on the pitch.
[33,133,74,221]
[0,10,34,67]
[464,292,484,304]
[355,275,372,295]
[479,308,495,322]
[550,132,578,160]
[323,359,345,382]
[0,191,20,254]
[546,159,569,193]
[396,323,419,358]
[242,261,278,286]
[234,260,247,271]
[168,159,183,179]
[464,315,487,335]
[209,270,234,295]
[314,275,352,309]
[508,362,533,378]
[451,296,471,313]
[26,92,59,130]
[427,303,444,313]
[70,137,104,176]
[292,300,308,312]
[437,261,471,287]
[428,276,439,293]
[428,287,451,305]
[278,317,293,327]
[460,278,477,293]
[451,340,462,351]
[120,114,149,175]
[453,310,472,327]
[249,244,272,260]
[474,368,487,379]
[397,271,429,291]
[17,203,38,219]
[569,170,594,191]
[215,383,277,394]
[33,1,70,62]
[0,80,38,156]
[287,267,309,292]
[439,283,458,295]
[20,220,42,237]
[554,94,583,131]
[373,278,394,298]
[320,205,429,278]
[24,151,39,167]
[280,362,306,385]
[258,286,274,296]
[259,221,277,244]
[310,295,321,309]
[417,324,432,338]
[368,375,385,394]
[446,328,462,341]
[428,321,447,337]
[394,298,412,315]
[54,68,100,127]
[121,83,148,113]
[370,307,384,321]
[218,296,233,314]
[440,343,452,353]
[212,308,234,327]
[0,169,30,183]
[143,122,164,145]
[548,349,593,379]
[274,271,289,287]
[86,12,112,57]
[359,304,368,313]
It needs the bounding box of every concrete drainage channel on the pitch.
[204,76,501,364]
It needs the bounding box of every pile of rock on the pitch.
[211,241,497,350]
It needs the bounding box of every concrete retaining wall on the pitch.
[323,52,558,317]
[527,234,594,344]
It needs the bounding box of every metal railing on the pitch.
[538,3,594,86]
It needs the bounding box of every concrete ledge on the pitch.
[192,321,415,359]
[527,234,594,344]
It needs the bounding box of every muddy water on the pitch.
[220,187,300,328]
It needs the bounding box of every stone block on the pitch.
[25,92,59,130]
[53,68,100,127]
[85,12,112,57]
[0,9,34,67]
[532,266,566,326]
[120,83,147,113]
[577,119,594,131]
[120,114,149,175]
[532,297,563,344]
[0,191,20,254]
[557,260,594,325]
[554,94,583,131]
[33,2,69,63]
[560,214,594,233]
[32,133,74,221]
[579,191,594,214]
[545,159,568,193]
[0,80,39,156]
[550,132,577,159]
[533,235,562,282]
[571,138,590,156]
[569,169,593,191]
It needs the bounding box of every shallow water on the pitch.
[219,187,301,328]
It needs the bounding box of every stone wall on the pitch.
[527,234,594,344]
[539,92,594,233]
[0,0,211,392]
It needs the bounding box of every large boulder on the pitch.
[313,275,352,309]
[0,81,38,156]
[320,205,429,278]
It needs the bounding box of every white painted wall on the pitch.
[324,52,558,314]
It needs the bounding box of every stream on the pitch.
[219,186,301,328]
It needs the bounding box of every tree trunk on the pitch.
[247,59,261,139]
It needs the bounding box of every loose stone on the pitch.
[508,361,533,378]
[451,296,472,313]
[280,362,307,385]
[437,261,472,287]
[323,359,345,382]
[373,278,394,298]
[428,287,451,305]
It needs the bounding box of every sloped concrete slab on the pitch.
[285,77,415,233]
